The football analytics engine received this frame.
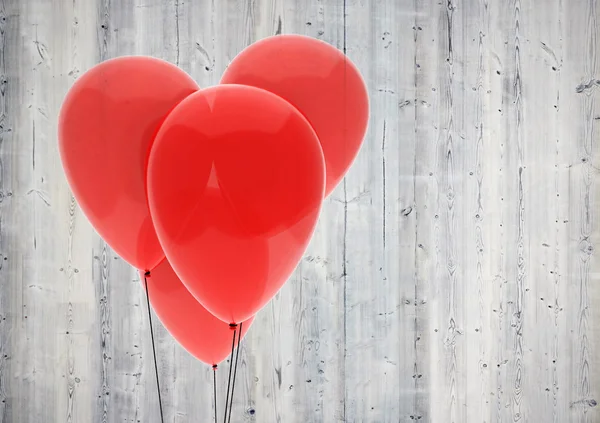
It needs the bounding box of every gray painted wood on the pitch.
[0,0,599,422]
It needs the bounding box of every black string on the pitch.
[227,321,243,423]
[223,324,237,423]
[144,272,165,423]
[213,365,218,423]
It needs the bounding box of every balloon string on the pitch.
[213,365,218,423]
[223,324,237,423]
[144,272,165,423]
[227,321,243,423]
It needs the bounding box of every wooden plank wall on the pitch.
[0,0,599,421]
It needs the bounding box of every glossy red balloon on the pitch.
[221,34,369,197]
[147,84,325,324]
[141,259,253,366]
[58,56,199,271]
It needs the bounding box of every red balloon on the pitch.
[58,56,199,270]
[141,259,253,366]
[147,85,325,324]
[221,34,369,197]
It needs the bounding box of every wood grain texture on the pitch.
[0,0,599,422]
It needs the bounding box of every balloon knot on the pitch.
[229,323,238,330]
[144,270,151,277]
[212,364,218,370]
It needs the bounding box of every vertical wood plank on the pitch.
[0,0,21,421]
[484,1,521,421]
[58,2,99,422]
[548,3,572,420]
[490,0,527,421]
[59,2,103,421]
[343,0,418,421]
[423,0,472,421]
[461,0,493,421]
[93,1,155,422]
[277,1,347,422]
[156,2,222,421]
[519,2,564,423]
[562,1,600,422]
[134,1,180,421]
[209,2,291,421]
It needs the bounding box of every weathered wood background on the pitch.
[0,0,599,421]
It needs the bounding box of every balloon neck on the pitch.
[144,270,151,277]
[229,323,238,331]
[212,364,218,370]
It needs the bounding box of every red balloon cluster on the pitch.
[58,35,369,366]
